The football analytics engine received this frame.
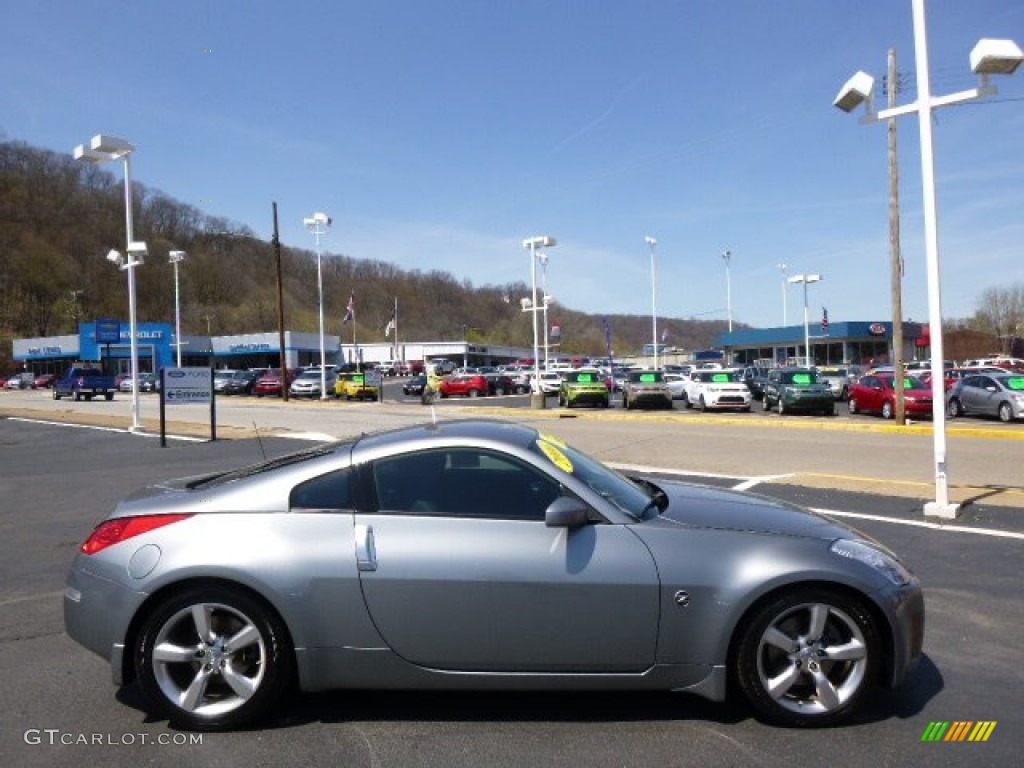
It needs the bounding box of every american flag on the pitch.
[342,291,355,325]
[821,307,829,334]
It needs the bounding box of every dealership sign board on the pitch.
[163,367,213,404]
[159,367,216,446]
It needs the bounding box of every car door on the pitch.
[354,447,660,673]
[959,375,983,413]
[971,375,999,416]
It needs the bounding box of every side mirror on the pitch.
[545,496,591,529]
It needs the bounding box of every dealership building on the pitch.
[720,320,928,367]
[12,321,534,375]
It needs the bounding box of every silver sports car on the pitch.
[64,419,923,731]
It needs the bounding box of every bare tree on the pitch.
[972,283,1024,354]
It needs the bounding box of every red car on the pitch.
[32,373,57,389]
[439,373,489,398]
[253,368,300,397]
[847,374,934,419]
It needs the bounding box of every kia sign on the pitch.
[868,323,887,336]
[163,367,212,404]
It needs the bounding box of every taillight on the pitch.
[80,514,193,555]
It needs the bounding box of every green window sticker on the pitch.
[577,374,594,383]
[352,375,364,384]
[711,373,729,383]
[791,373,812,386]
[1006,377,1024,391]
[639,373,657,383]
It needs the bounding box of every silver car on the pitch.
[947,372,1024,422]
[64,419,923,731]
[288,368,337,398]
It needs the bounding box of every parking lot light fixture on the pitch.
[834,0,1021,519]
[303,212,332,400]
[74,134,143,433]
[721,250,733,333]
[788,274,821,366]
[645,237,658,369]
[776,263,789,325]
[522,236,557,407]
[168,250,186,367]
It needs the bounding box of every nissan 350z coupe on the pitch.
[64,419,924,731]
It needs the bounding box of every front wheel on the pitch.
[105,392,114,401]
[135,586,293,731]
[947,398,962,418]
[998,402,1013,423]
[777,398,786,415]
[882,401,894,419]
[848,398,858,416]
[733,587,879,727]
[53,390,61,400]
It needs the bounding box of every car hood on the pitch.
[654,481,855,541]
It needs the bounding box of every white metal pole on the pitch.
[912,0,956,517]
[722,251,733,332]
[315,229,327,399]
[123,154,141,432]
[530,243,540,393]
[802,279,811,366]
[541,254,549,371]
[648,238,658,370]
[173,259,182,367]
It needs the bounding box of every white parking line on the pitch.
[808,508,1024,540]
[6,417,207,442]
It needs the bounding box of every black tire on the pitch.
[848,398,858,416]
[777,398,785,415]
[698,396,707,413]
[105,392,114,401]
[468,389,480,398]
[998,402,1013,423]
[73,390,82,402]
[762,396,771,412]
[947,398,961,418]
[53,390,61,400]
[733,587,880,727]
[135,585,293,731]
[882,401,894,420]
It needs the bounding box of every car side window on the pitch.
[290,468,352,511]
[372,448,561,522]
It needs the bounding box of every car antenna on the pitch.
[252,421,267,460]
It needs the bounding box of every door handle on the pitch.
[354,524,377,572]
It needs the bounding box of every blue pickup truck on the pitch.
[52,367,117,401]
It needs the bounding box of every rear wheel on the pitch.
[734,587,879,727]
[135,586,293,731]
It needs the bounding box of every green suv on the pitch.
[763,368,836,416]
[557,369,610,408]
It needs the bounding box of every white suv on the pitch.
[683,369,752,412]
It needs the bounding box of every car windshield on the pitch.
[528,433,653,520]
[784,371,817,385]
[630,371,664,383]
[699,371,737,383]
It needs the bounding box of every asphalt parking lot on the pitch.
[1,401,1022,768]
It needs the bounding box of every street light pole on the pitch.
[646,236,658,369]
[168,250,186,367]
[834,1,1022,518]
[303,212,332,400]
[74,135,143,433]
[777,263,789,325]
[522,236,556,408]
[721,250,733,333]
[788,274,822,366]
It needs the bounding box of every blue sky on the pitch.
[3,1,1022,330]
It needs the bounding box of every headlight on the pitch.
[830,539,914,585]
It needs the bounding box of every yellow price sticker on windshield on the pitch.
[537,440,573,473]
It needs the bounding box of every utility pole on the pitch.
[888,49,906,423]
